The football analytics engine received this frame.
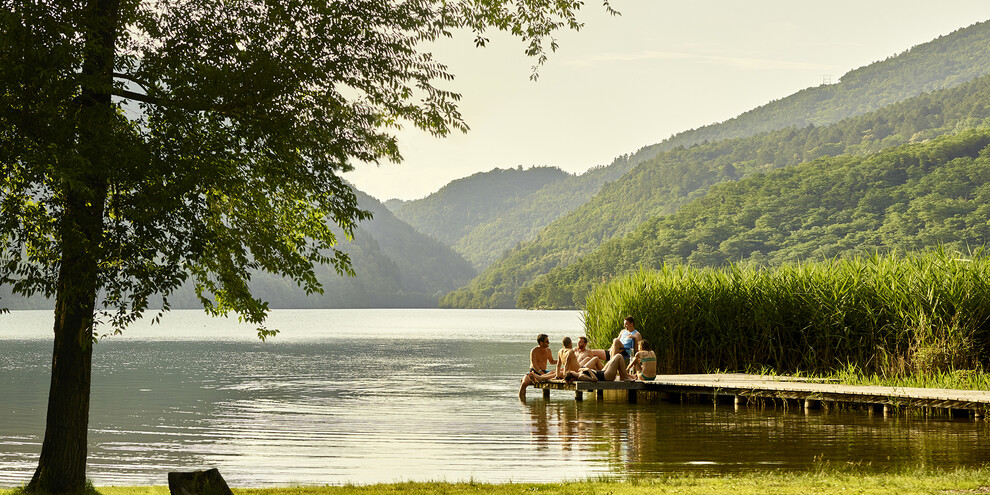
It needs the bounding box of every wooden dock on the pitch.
[532,373,990,417]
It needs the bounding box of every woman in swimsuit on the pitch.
[627,340,657,381]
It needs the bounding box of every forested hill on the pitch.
[1,188,476,310]
[197,187,477,308]
[390,166,571,250]
[521,129,990,308]
[645,19,990,152]
[440,71,990,309]
[427,19,990,305]
[452,155,638,269]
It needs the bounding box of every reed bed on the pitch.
[583,250,990,382]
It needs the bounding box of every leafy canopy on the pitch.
[0,0,611,336]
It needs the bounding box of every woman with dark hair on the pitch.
[627,339,657,381]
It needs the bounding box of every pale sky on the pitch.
[344,1,990,202]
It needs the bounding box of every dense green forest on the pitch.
[440,20,990,309]
[441,68,990,309]
[451,156,639,269]
[1,189,476,310]
[523,128,990,308]
[429,20,990,275]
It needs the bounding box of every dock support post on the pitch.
[804,399,819,412]
[542,388,550,400]
[950,408,970,419]
[575,391,583,402]
[597,390,604,401]
[628,390,637,404]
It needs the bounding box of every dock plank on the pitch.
[531,373,990,412]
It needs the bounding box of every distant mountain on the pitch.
[648,19,990,152]
[390,166,571,265]
[431,18,990,307]
[521,128,990,308]
[452,156,639,269]
[442,68,990,308]
[236,188,477,308]
[383,198,406,212]
[1,188,476,310]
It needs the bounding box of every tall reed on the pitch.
[582,249,990,378]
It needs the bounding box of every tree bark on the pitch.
[26,0,119,492]
[27,244,100,493]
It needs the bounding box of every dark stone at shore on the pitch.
[167,468,234,495]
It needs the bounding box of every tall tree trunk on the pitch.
[26,0,119,492]
[27,233,101,493]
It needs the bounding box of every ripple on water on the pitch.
[4,309,990,486]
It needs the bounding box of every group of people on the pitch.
[518,316,657,400]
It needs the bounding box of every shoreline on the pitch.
[4,469,990,495]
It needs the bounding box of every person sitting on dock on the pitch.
[595,317,644,366]
[574,336,605,370]
[615,316,642,360]
[627,340,657,381]
[555,337,582,379]
[519,333,557,400]
[565,353,634,383]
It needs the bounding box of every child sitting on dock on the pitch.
[627,340,657,381]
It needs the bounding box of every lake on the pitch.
[2,308,989,487]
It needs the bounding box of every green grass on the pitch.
[584,249,990,383]
[5,469,990,495]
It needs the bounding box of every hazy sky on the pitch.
[344,1,990,202]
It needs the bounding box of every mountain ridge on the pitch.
[440,20,990,308]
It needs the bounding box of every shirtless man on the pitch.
[554,337,582,379]
[564,353,634,383]
[574,336,605,370]
[518,334,557,400]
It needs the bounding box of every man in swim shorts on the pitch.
[564,352,634,383]
[574,336,605,370]
[519,333,557,400]
[555,337,582,379]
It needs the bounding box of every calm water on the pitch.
[2,308,989,487]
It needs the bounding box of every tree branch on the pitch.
[112,88,162,106]
[112,71,154,93]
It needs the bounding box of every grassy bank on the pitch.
[4,469,990,495]
[584,250,990,384]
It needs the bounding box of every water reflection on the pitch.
[522,398,990,475]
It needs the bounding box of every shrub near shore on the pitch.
[583,250,990,382]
